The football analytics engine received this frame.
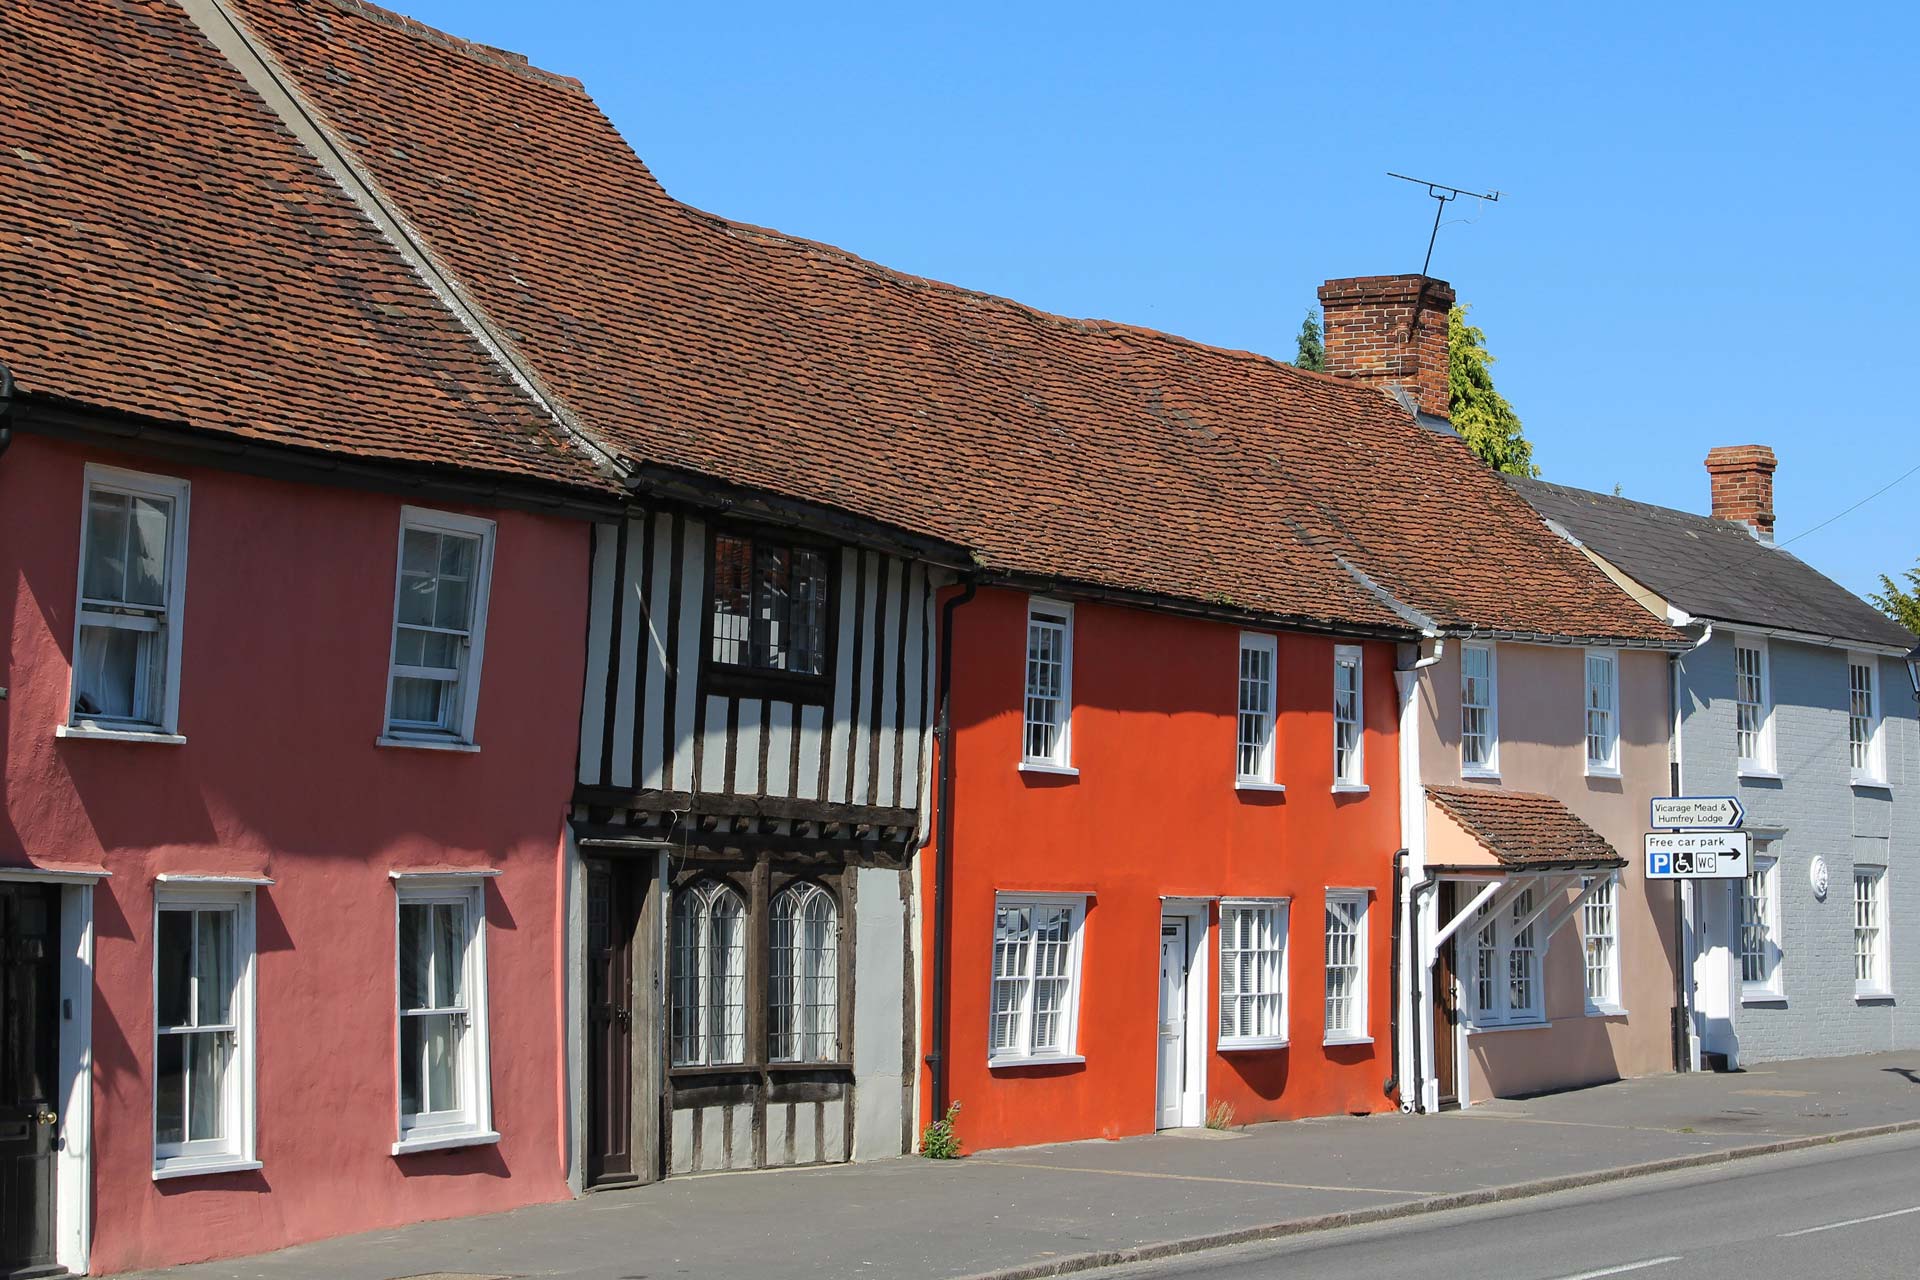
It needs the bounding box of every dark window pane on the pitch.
[753,545,791,670]
[156,1034,186,1145]
[157,910,192,1029]
[711,535,752,666]
[400,905,426,1011]
[400,1015,422,1116]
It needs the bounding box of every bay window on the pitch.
[990,894,1086,1063]
[1219,900,1288,1048]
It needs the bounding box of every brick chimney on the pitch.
[1316,274,1456,419]
[1705,445,1777,542]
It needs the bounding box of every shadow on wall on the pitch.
[1220,1045,1291,1101]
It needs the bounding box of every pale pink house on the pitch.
[1312,276,1693,1111]
[0,2,620,1271]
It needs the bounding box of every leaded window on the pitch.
[670,882,747,1066]
[710,533,830,676]
[770,883,839,1063]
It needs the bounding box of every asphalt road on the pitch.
[1094,1129,1920,1280]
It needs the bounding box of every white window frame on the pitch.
[1217,898,1289,1049]
[1581,874,1624,1015]
[1333,644,1366,791]
[1322,890,1370,1044]
[151,886,257,1179]
[1583,648,1620,777]
[1235,633,1281,788]
[1740,851,1783,1001]
[380,506,497,752]
[1460,642,1499,777]
[1019,598,1076,773]
[392,876,496,1154]
[1733,635,1775,776]
[63,464,190,744]
[988,892,1087,1065]
[1854,865,1891,999]
[1848,654,1887,786]
[1463,885,1547,1029]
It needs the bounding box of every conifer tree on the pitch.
[1448,304,1539,477]
[1294,309,1324,372]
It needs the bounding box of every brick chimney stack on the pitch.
[1705,445,1777,542]
[1316,274,1456,419]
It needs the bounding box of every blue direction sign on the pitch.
[1649,796,1745,830]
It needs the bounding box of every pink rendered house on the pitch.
[0,2,620,1271]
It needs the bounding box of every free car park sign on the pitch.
[1645,831,1750,880]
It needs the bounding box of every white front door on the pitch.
[1157,918,1189,1129]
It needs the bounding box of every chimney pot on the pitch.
[1705,444,1778,541]
[1316,274,1455,419]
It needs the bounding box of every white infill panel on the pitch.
[639,510,674,790]
[609,517,646,788]
[827,548,858,804]
[797,704,826,801]
[733,699,763,794]
[669,518,704,790]
[876,557,904,808]
[765,701,795,797]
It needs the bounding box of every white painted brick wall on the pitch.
[1678,633,1919,1061]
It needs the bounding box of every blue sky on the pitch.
[403,0,1917,601]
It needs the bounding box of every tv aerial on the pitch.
[1387,173,1501,277]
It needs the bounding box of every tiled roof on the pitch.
[1426,785,1625,869]
[223,0,1681,641]
[0,0,614,495]
[1511,476,1914,651]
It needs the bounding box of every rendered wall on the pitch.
[1678,631,1920,1061]
[1417,642,1678,1100]
[0,435,589,1273]
[924,587,1403,1153]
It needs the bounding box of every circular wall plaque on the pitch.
[1809,855,1830,901]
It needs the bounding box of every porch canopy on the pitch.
[1422,785,1626,965]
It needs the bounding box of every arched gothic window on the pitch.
[769,883,838,1062]
[670,881,746,1066]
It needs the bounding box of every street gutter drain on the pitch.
[389,1273,517,1280]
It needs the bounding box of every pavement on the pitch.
[126,1051,1920,1280]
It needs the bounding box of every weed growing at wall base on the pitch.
[920,1101,963,1158]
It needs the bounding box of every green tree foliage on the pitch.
[1448,304,1539,477]
[1294,309,1324,371]
[1870,559,1920,634]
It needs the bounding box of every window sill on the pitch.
[1218,1036,1289,1053]
[1234,780,1287,793]
[153,1155,261,1181]
[1736,766,1781,781]
[1331,782,1370,795]
[988,1053,1085,1070]
[1459,768,1501,783]
[1855,990,1895,1004]
[1584,1004,1629,1019]
[1465,1019,1549,1035]
[1321,1033,1374,1047]
[1851,779,1892,794]
[376,735,481,754]
[1741,991,1786,1007]
[57,723,186,746]
[1585,766,1622,780]
[392,1128,500,1156]
[1017,761,1079,778]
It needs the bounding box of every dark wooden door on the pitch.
[1,882,62,1276]
[1432,883,1459,1108]
[587,862,637,1186]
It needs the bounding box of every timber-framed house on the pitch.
[569,493,959,1181]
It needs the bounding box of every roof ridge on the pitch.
[309,0,587,92]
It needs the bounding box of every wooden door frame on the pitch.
[568,845,664,1192]
[0,871,97,1275]
[1156,899,1209,1131]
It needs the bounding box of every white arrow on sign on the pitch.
[1645,830,1751,880]
[1650,796,1745,830]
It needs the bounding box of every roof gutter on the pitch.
[1687,617,1912,659]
